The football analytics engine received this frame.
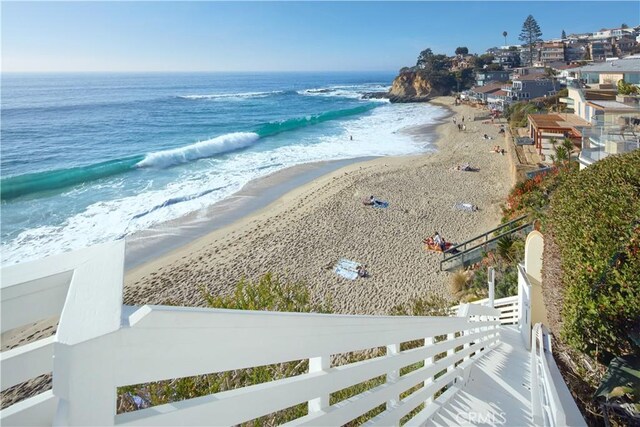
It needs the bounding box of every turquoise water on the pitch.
[1,72,447,265]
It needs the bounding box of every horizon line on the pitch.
[1,69,400,74]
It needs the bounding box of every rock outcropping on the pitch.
[363,70,451,103]
[390,70,451,100]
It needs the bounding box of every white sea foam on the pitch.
[179,91,283,100]
[1,103,447,266]
[299,84,390,102]
[136,132,260,168]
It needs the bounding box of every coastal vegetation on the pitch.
[457,148,640,423]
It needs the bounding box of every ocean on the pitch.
[1,72,447,265]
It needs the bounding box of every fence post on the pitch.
[446,333,456,373]
[488,267,495,308]
[52,241,125,426]
[424,337,434,405]
[308,355,330,414]
[386,344,400,412]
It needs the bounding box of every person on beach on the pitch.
[462,124,466,131]
[453,118,457,125]
[461,116,465,123]
[364,195,384,207]
[357,264,368,278]
[433,232,446,252]
[350,135,353,141]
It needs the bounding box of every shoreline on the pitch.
[124,157,381,271]
[125,97,513,315]
[124,113,445,272]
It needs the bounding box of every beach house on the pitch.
[539,41,566,65]
[467,82,502,104]
[504,74,558,101]
[573,57,640,86]
[526,61,640,167]
[474,70,511,87]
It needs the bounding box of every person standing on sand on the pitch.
[461,116,465,123]
[350,135,353,141]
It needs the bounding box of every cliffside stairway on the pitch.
[1,241,585,426]
[440,215,533,271]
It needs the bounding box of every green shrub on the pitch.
[547,150,640,362]
[505,101,541,128]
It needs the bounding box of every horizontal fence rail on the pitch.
[450,295,519,325]
[67,305,501,426]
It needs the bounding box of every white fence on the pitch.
[1,241,126,427]
[530,324,586,427]
[518,263,533,349]
[451,295,519,325]
[1,242,503,426]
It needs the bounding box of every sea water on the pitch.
[1,72,447,265]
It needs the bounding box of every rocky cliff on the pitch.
[390,70,452,100]
[363,70,451,103]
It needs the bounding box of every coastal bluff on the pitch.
[364,70,449,103]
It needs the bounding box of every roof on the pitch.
[575,58,640,73]
[491,90,509,96]
[587,100,640,111]
[553,64,580,70]
[528,113,590,132]
[471,83,505,94]
[513,74,551,81]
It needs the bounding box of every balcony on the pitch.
[579,125,640,168]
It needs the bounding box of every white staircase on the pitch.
[1,241,586,426]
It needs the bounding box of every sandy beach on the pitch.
[124,97,515,314]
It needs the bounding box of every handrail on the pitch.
[531,323,587,427]
[440,221,532,270]
[444,214,528,255]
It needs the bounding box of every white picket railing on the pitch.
[451,295,519,325]
[1,241,503,426]
[518,263,533,348]
[530,324,586,427]
[1,241,126,427]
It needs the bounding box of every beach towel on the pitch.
[373,201,389,209]
[334,258,361,280]
[455,202,477,212]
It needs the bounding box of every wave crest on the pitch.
[178,91,284,100]
[256,104,377,137]
[136,132,260,169]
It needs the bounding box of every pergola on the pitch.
[527,113,590,154]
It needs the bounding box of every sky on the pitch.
[2,1,638,72]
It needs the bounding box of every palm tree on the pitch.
[503,31,508,46]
